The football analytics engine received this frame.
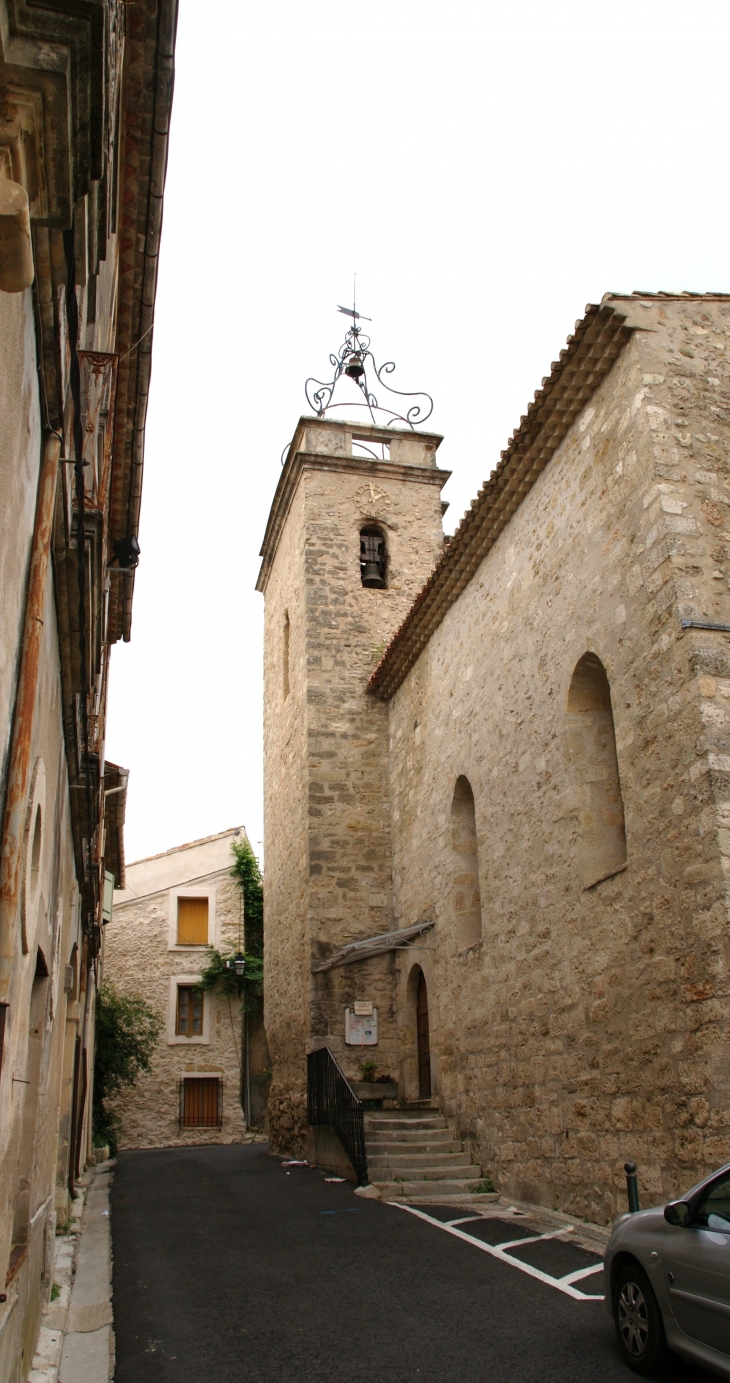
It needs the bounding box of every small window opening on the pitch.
[566,653,627,889]
[283,611,290,699]
[451,775,483,948]
[176,897,209,946]
[352,436,390,462]
[360,526,387,589]
[176,985,204,1036]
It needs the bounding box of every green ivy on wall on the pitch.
[197,837,263,1014]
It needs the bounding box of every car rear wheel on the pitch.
[613,1262,669,1375]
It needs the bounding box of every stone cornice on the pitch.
[0,0,177,645]
[256,449,450,594]
[368,303,634,700]
[108,0,177,643]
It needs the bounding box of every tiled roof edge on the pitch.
[603,290,730,301]
[125,825,248,869]
[367,303,634,700]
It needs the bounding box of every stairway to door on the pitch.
[364,1109,490,1202]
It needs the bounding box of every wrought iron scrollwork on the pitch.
[304,308,433,430]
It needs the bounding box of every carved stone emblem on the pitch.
[353,481,392,517]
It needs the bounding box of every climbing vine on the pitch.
[197,946,263,1012]
[197,837,263,1013]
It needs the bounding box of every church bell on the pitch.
[360,530,386,588]
[345,352,365,380]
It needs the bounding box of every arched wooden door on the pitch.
[416,969,431,1099]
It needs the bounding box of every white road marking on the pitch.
[497,1229,573,1251]
[558,1263,604,1286]
[389,1204,605,1302]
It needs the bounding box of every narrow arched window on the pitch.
[451,775,482,948]
[567,653,627,889]
[360,526,387,589]
[283,611,290,700]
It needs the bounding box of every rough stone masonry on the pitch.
[259,295,730,1221]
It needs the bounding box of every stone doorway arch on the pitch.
[414,967,431,1099]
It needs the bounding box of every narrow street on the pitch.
[111,1146,715,1383]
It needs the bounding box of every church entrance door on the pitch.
[416,969,431,1098]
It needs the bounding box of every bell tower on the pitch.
[257,311,449,1153]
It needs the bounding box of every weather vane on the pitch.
[304,280,433,429]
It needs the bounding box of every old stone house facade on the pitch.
[0,3,177,1378]
[105,829,255,1149]
[260,293,730,1223]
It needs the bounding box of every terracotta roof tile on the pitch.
[368,303,634,700]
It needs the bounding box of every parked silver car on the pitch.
[604,1163,730,1376]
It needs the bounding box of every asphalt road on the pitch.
[111,1144,716,1383]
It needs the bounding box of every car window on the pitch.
[695,1172,730,1229]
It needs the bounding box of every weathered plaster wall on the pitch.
[261,423,447,1151]
[105,833,250,1149]
[388,297,730,1222]
[0,560,80,1378]
[0,287,41,798]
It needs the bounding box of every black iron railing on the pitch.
[307,1046,368,1186]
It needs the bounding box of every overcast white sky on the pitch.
[106,0,730,867]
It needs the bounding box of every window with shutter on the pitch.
[177,896,208,945]
[176,985,203,1036]
[180,1077,222,1128]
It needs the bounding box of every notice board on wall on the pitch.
[345,1007,378,1045]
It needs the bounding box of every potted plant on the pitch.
[349,1062,398,1105]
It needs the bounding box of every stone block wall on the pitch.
[105,839,250,1149]
[260,421,448,1151]
[262,480,311,1152]
[387,297,730,1221]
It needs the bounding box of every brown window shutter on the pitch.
[181,1077,222,1128]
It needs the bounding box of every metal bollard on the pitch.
[624,1160,640,1213]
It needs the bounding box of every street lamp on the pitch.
[233,952,246,978]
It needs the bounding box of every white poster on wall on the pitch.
[345,1007,378,1045]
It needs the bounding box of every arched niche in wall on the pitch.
[21,757,46,954]
[451,775,483,948]
[11,948,50,1249]
[282,610,290,700]
[567,652,627,889]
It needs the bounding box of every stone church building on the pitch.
[259,293,730,1223]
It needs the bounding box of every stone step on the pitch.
[368,1152,473,1170]
[384,1192,500,1206]
[385,1163,478,1182]
[370,1177,483,1197]
[366,1139,462,1155]
[365,1117,448,1132]
[366,1127,456,1140]
[365,1109,446,1119]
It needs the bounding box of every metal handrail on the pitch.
[307,1046,368,1186]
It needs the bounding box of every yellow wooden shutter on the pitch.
[177,896,209,945]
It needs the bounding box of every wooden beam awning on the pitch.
[312,920,435,973]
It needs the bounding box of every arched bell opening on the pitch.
[359,525,388,589]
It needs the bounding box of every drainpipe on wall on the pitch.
[0,430,62,1074]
